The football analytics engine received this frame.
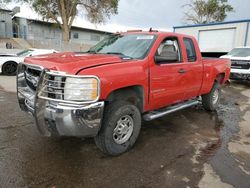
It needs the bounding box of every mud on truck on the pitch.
[17,31,231,155]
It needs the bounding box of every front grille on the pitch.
[25,67,42,91]
[231,60,250,70]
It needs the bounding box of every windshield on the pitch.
[88,34,156,59]
[227,48,250,57]
[17,50,34,57]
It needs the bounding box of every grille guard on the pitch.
[17,63,104,137]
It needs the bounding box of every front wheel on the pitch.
[202,82,221,111]
[95,101,141,156]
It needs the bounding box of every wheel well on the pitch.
[105,86,144,112]
[4,61,17,65]
[215,73,225,84]
[3,61,18,68]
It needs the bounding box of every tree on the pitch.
[0,0,11,8]
[183,0,234,24]
[6,0,119,41]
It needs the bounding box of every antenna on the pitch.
[127,30,142,32]
[149,28,158,32]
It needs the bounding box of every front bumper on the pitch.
[230,69,250,80]
[17,63,104,137]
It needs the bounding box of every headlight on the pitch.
[64,77,99,101]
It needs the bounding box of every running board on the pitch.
[143,100,200,121]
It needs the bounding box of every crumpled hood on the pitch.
[24,52,125,75]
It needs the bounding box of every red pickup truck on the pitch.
[17,31,230,155]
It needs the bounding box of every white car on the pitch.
[0,48,57,75]
[221,47,250,81]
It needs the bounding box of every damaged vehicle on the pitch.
[17,31,230,155]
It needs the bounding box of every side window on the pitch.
[184,38,197,62]
[155,37,182,64]
[73,33,79,39]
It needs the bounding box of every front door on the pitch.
[149,37,188,110]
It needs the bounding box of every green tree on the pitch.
[183,0,234,24]
[6,0,119,41]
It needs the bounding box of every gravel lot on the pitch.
[0,76,250,188]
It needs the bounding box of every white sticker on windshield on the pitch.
[136,35,154,40]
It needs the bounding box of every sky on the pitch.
[5,0,250,32]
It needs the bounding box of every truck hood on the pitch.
[24,52,127,75]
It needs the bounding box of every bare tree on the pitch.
[183,0,234,24]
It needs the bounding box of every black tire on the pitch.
[2,61,17,76]
[202,82,221,111]
[95,100,141,156]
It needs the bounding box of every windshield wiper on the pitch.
[86,50,97,54]
[106,52,134,59]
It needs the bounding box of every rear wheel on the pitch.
[2,61,17,76]
[95,101,141,156]
[202,82,221,111]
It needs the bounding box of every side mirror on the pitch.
[155,54,178,64]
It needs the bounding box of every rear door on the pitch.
[181,37,203,100]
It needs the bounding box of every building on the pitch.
[13,17,111,46]
[173,19,250,56]
[0,8,13,38]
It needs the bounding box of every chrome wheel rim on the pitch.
[212,89,219,105]
[113,115,134,145]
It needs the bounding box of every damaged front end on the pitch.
[17,63,104,137]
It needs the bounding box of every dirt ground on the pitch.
[0,76,250,188]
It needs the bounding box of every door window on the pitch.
[155,37,182,64]
[184,38,197,62]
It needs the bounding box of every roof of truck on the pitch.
[119,30,193,38]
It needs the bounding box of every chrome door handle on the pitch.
[178,69,187,74]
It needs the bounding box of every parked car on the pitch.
[0,48,57,75]
[221,47,250,80]
[17,31,230,155]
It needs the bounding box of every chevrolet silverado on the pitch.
[17,31,230,155]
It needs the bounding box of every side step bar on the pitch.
[143,99,200,121]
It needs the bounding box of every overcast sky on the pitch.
[7,0,250,32]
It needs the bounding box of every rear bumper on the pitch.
[17,63,104,137]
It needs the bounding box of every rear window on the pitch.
[184,38,197,62]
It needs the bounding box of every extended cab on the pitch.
[17,31,230,155]
[221,47,250,80]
